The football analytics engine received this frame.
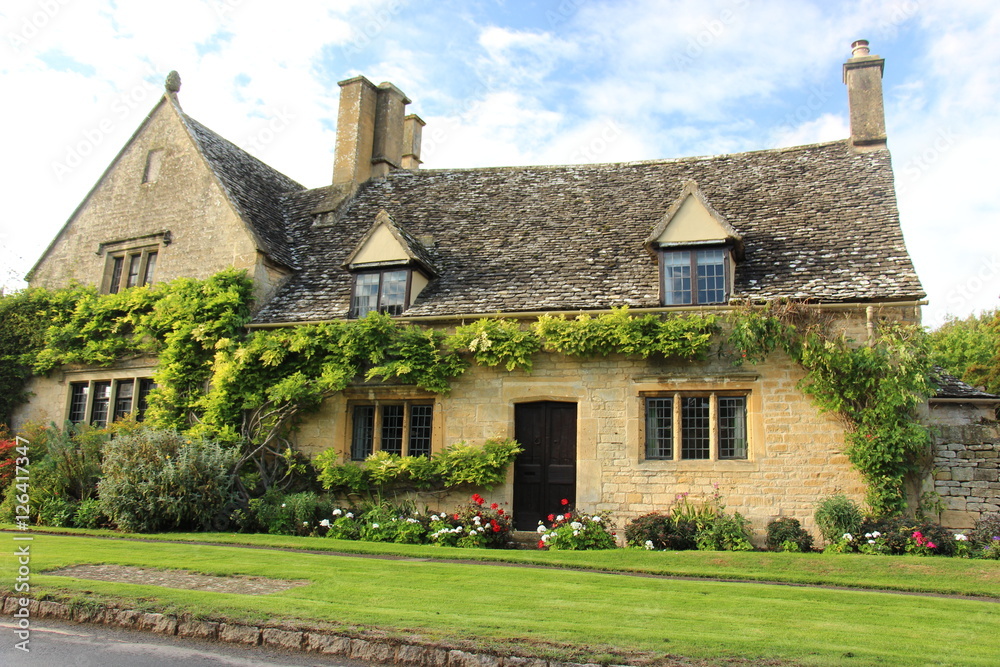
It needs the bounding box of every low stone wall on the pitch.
[932,424,1000,529]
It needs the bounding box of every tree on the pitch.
[928,309,1000,395]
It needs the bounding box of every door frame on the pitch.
[512,400,578,530]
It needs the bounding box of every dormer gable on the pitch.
[646,181,743,307]
[343,210,436,318]
[644,180,743,257]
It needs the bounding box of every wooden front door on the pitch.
[513,401,577,530]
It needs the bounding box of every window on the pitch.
[142,148,164,183]
[350,401,434,460]
[661,248,729,306]
[67,377,155,425]
[350,269,410,318]
[105,247,158,294]
[644,393,748,460]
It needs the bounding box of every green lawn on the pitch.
[4,531,999,666]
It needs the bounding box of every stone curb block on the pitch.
[3,596,605,667]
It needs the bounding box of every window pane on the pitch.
[351,405,375,460]
[142,252,157,286]
[108,257,124,294]
[696,249,726,304]
[113,380,134,421]
[351,274,380,318]
[645,397,673,459]
[680,396,710,459]
[408,405,433,457]
[137,379,156,421]
[380,270,408,315]
[126,254,142,288]
[662,251,692,305]
[718,397,748,459]
[381,405,404,455]
[90,381,112,428]
[69,383,89,423]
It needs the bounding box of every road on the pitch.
[1,619,370,666]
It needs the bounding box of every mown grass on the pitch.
[10,525,1000,598]
[3,531,999,666]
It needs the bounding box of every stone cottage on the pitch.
[16,41,999,535]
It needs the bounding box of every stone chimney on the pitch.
[402,114,426,169]
[333,76,418,187]
[843,39,887,150]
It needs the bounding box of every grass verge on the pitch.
[2,532,999,666]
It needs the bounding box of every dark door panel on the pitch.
[513,401,577,530]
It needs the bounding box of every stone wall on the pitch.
[295,343,866,542]
[931,423,1000,529]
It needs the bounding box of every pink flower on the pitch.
[927,542,937,550]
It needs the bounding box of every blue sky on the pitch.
[1,0,997,326]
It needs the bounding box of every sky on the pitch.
[1,0,997,327]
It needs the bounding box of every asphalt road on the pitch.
[0,619,369,666]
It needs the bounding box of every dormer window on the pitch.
[661,247,729,305]
[344,209,438,319]
[351,268,410,318]
[645,181,743,308]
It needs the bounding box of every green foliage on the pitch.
[731,303,935,516]
[535,307,718,359]
[624,512,699,551]
[315,438,522,496]
[0,287,82,425]
[538,509,616,551]
[971,512,1000,556]
[695,512,754,551]
[72,498,107,529]
[765,517,814,552]
[450,318,542,371]
[244,489,334,535]
[814,494,864,544]
[928,309,1000,395]
[97,427,240,532]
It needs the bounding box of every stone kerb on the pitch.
[9,595,614,667]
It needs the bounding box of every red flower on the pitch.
[471,493,485,506]
[490,503,499,510]
[490,520,501,532]
[547,514,555,521]
[564,512,571,519]
[537,539,546,549]
[497,509,505,516]
[453,514,460,520]
[560,498,569,506]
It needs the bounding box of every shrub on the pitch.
[766,517,814,552]
[98,428,239,532]
[325,507,362,540]
[72,498,107,529]
[814,494,863,544]
[246,489,335,535]
[696,512,754,551]
[429,494,512,548]
[39,496,77,527]
[537,500,615,550]
[624,513,698,551]
[971,512,1000,549]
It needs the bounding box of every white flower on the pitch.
[456,526,463,532]
[843,533,853,541]
[281,503,286,508]
[955,533,968,541]
[473,516,482,524]
[372,523,380,529]
[541,534,551,542]
[644,540,654,550]
[430,514,439,522]
[573,530,580,536]
[332,508,342,516]
[319,519,330,527]
[570,521,583,530]
[536,525,547,533]
[407,518,419,524]
[346,512,354,519]
[867,540,876,545]
[864,533,872,539]
[591,516,601,523]
[556,515,564,522]
[302,521,309,526]
[872,531,881,538]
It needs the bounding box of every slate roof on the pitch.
[932,367,1000,400]
[182,114,304,269]
[253,139,924,324]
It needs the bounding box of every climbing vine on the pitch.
[728,301,934,517]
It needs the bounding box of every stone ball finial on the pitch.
[165,71,181,93]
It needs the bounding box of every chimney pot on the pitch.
[851,39,871,57]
